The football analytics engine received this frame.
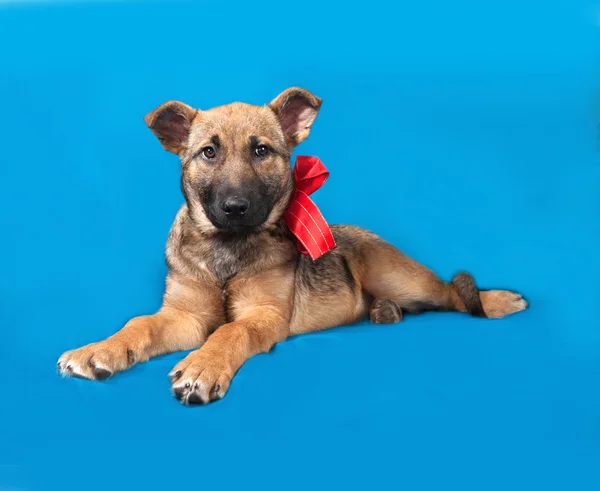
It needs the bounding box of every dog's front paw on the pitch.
[58,339,134,380]
[169,350,231,405]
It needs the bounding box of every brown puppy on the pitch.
[57,87,527,404]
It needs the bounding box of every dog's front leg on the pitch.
[169,268,294,404]
[58,274,224,380]
[169,308,288,404]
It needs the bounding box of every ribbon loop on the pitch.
[284,156,336,260]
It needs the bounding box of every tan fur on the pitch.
[58,87,527,404]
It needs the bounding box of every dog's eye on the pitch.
[201,146,216,160]
[254,145,269,158]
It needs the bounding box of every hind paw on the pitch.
[370,298,403,324]
[480,290,528,319]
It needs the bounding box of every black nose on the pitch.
[221,197,249,218]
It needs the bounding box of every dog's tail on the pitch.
[451,272,487,318]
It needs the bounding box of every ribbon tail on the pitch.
[284,191,336,261]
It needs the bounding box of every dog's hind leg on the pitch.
[357,235,527,320]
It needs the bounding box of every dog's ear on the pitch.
[144,101,197,155]
[268,87,322,147]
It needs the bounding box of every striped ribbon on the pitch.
[284,156,336,260]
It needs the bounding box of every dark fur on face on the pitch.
[145,89,321,235]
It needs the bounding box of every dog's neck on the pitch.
[166,205,297,286]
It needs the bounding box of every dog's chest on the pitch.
[204,233,296,286]
[171,224,296,287]
[201,234,272,285]
[205,246,244,285]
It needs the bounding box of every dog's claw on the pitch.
[169,370,182,383]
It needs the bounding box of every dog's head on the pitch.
[145,87,322,234]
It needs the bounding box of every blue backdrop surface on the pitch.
[0,1,597,490]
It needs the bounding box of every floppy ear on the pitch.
[268,87,322,147]
[144,101,197,155]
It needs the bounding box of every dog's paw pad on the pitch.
[187,392,205,405]
[87,359,113,380]
[93,367,113,380]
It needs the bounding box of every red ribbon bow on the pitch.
[284,156,336,260]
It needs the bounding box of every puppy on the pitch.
[58,87,527,404]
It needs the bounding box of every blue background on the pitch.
[0,0,597,489]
